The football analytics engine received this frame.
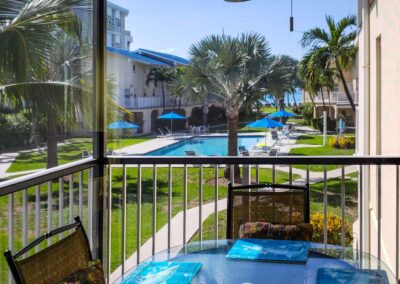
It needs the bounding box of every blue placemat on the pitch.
[317,268,390,284]
[226,239,311,263]
[122,261,202,284]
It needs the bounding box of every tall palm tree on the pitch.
[301,15,357,112]
[146,67,173,112]
[181,33,290,177]
[0,0,91,168]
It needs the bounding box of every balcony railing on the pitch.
[124,97,163,109]
[309,92,358,106]
[1,156,400,283]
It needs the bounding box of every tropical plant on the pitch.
[0,0,91,168]
[301,15,357,112]
[311,213,354,246]
[146,67,174,112]
[178,33,292,177]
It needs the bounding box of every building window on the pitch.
[107,15,113,26]
[144,92,147,97]
[132,64,136,73]
[115,18,120,27]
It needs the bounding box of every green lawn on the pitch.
[108,166,299,270]
[290,135,355,172]
[6,138,152,173]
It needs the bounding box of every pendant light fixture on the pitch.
[290,0,294,32]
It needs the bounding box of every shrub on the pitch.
[328,136,356,149]
[0,113,31,150]
[310,213,354,246]
[298,103,313,125]
[311,117,337,132]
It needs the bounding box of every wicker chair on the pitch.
[4,216,98,284]
[227,183,310,240]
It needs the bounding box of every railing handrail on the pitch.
[107,155,400,166]
[3,155,400,197]
[0,158,97,197]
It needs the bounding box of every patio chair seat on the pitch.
[238,222,313,241]
[4,216,104,284]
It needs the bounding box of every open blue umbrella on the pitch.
[108,121,139,129]
[158,112,186,134]
[247,117,285,146]
[269,110,298,118]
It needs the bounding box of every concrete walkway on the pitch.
[0,152,19,178]
[115,137,188,155]
[110,198,227,282]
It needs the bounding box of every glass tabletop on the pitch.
[114,240,397,284]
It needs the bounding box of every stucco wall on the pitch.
[357,0,400,275]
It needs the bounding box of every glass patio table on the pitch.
[114,240,397,284]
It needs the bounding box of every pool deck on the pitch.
[115,136,189,155]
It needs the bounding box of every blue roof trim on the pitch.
[107,47,170,66]
[135,48,190,65]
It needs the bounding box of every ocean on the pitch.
[264,90,303,106]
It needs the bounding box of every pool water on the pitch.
[146,135,264,156]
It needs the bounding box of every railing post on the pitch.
[137,165,142,264]
[152,165,157,255]
[8,193,14,284]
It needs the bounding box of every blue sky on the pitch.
[111,0,356,60]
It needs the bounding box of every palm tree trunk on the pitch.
[178,95,182,110]
[224,108,240,179]
[335,59,356,112]
[292,92,297,106]
[161,82,166,112]
[327,88,332,118]
[309,93,317,109]
[202,100,208,126]
[47,117,58,168]
[320,90,327,112]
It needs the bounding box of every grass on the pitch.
[108,166,299,270]
[290,135,355,172]
[190,175,358,244]
[6,137,152,173]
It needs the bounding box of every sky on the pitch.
[111,0,356,60]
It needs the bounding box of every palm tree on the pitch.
[0,0,91,168]
[181,33,290,177]
[301,15,357,112]
[146,67,173,112]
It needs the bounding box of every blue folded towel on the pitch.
[226,239,311,263]
[317,268,389,284]
[122,261,202,284]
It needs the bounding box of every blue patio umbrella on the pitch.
[108,121,139,129]
[158,112,186,134]
[269,110,298,118]
[247,117,285,146]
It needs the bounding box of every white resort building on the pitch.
[107,1,132,50]
[107,47,202,134]
[106,2,203,134]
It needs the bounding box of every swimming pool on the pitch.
[146,135,264,156]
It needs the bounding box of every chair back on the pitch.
[227,183,310,239]
[4,216,93,284]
